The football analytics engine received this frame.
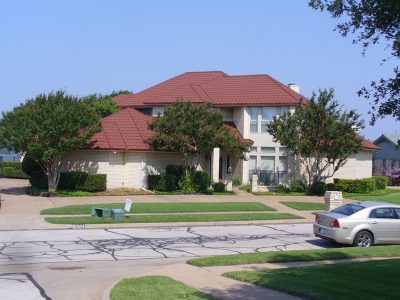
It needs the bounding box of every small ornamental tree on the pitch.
[81,90,131,118]
[148,101,249,174]
[0,91,101,192]
[267,89,364,187]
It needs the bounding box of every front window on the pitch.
[260,156,275,171]
[249,107,288,133]
[261,107,275,132]
[250,107,258,133]
[249,155,257,170]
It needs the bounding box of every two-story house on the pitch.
[62,71,378,189]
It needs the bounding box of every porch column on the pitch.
[211,147,220,182]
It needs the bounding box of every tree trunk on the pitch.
[47,154,63,193]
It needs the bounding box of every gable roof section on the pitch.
[86,108,250,151]
[374,133,400,147]
[114,71,305,108]
[362,139,380,151]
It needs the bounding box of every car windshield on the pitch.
[331,203,365,216]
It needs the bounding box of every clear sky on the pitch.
[0,0,397,139]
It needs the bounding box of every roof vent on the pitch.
[287,83,300,94]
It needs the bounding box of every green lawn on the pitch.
[41,202,275,215]
[110,276,218,300]
[280,201,325,210]
[224,259,400,300]
[344,188,400,204]
[187,245,400,267]
[45,212,302,224]
[153,190,236,195]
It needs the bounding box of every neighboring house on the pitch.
[372,133,400,175]
[62,71,378,189]
[0,148,20,161]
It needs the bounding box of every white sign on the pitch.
[124,199,133,212]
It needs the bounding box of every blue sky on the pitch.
[0,0,396,139]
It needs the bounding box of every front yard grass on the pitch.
[41,202,275,215]
[252,191,308,196]
[187,245,400,266]
[280,201,325,211]
[110,276,218,300]
[224,259,400,300]
[45,212,302,224]
[344,188,400,204]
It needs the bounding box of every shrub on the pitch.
[180,174,196,193]
[166,165,184,187]
[274,184,291,193]
[30,170,48,189]
[21,156,42,177]
[334,178,376,194]
[289,180,307,192]
[212,181,226,193]
[232,177,241,186]
[311,181,327,196]
[384,168,400,186]
[147,175,162,190]
[58,172,106,192]
[192,171,211,192]
[1,167,30,179]
[326,183,337,191]
[240,183,251,192]
[0,161,22,169]
[372,176,389,190]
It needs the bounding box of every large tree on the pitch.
[309,0,400,124]
[81,90,131,118]
[267,89,364,187]
[0,91,101,192]
[148,101,249,173]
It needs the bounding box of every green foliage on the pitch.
[81,93,120,118]
[0,91,101,192]
[148,101,249,171]
[372,176,389,190]
[334,178,377,194]
[289,180,307,192]
[239,183,251,192]
[310,181,327,196]
[232,177,241,186]
[166,165,184,188]
[326,183,337,191]
[21,156,42,176]
[192,171,211,192]
[212,181,226,193]
[309,0,400,124]
[58,172,106,192]
[0,161,21,169]
[180,173,196,193]
[274,184,291,193]
[30,170,48,189]
[267,89,364,187]
[147,174,176,192]
[1,167,29,179]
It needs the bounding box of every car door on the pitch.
[368,207,400,243]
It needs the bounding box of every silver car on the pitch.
[314,201,400,247]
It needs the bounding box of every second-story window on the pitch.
[250,108,258,133]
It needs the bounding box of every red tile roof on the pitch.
[362,139,380,151]
[114,71,305,108]
[86,108,250,151]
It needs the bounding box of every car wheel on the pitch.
[353,231,373,247]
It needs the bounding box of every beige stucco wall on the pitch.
[62,150,181,189]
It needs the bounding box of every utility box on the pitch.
[111,208,125,219]
[324,191,343,211]
[92,208,111,218]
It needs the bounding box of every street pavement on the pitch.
[0,223,332,299]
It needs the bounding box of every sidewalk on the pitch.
[0,178,331,230]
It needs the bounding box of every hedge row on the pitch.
[0,161,22,169]
[30,171,106,192]
[333,176,388,194]
[1,167,30,179]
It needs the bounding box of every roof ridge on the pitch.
[126,108,147,145]
[266,75,300,102]
[189,83,214,103]
[114,120,128,150]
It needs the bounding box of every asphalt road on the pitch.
[0,223,331,299]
